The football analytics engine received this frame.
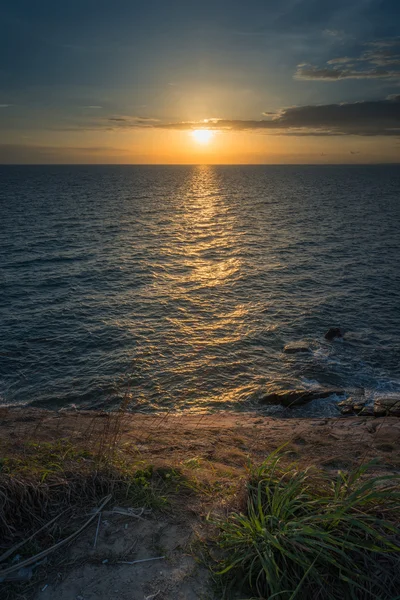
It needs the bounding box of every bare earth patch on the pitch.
[39,515,208,600]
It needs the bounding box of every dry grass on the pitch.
[0,406,196,599]
[1,408,400,599]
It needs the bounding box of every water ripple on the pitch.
[1,164,400,413]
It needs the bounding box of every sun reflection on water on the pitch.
[132,165,253,409]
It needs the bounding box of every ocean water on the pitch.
[1,164,400,416]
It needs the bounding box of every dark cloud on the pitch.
[108,116,159,125]
[296,37,400,81]
[47,96,400,138]
[0,144,130,164]
[157,95,400,137]
[295,64,398,80]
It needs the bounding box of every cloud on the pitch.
[48,114,161,133]
[156,95,400,137]
[108,115,160,125]
[327,57,354,65]
[46,96,400,138]
[83,105,103,109]
[0,104,11,108]
[295,37,400,81]
[0,144,130,164]
[295,64,398,80]
[323,29,347,40]
[368,37,400,49]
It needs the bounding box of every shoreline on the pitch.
[2,406,400,470]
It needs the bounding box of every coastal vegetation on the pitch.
[213,451,400,599]
[0,409,399,599]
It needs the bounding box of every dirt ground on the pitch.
[39,513,209,600]
[1,408,400,599]
[2,408,400,471]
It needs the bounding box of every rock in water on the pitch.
[373,395,400,417]
[337,397,367,415]
[283,341,310,354]
[325,328,344,341]
[260,388,344,408]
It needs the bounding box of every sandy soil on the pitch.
[39,514,208,600]
[1,408,399,599]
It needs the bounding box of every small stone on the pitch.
[359,406,375,416]
[339,405,354,415]
[373,395,400,417]
[260,388,344,407]
[325,328,344,341]
[338,397,366,415]
[283,341,311,354]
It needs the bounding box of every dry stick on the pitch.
[145,591,161,600]
[93,512,102,549]
[111,507,145,519]
[0,507,70,564]
[0,494,112,580]
[121,537,139,558]
[118,556,165,565]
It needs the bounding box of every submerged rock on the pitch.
[337,397,367,415]
[283,341,311,354]
[374,395,400,417]
[260,388,344,408]
[324,327,344,341]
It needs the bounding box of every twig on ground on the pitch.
[118,556,165,565]
[93,512,102,549]
[112,507,146,520]
[121,537,139,558]
[145,591,161,600]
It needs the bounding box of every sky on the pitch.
[1,0,399,164]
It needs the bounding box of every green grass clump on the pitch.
[214,451,400,600]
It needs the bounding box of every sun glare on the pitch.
[192,129,214,144]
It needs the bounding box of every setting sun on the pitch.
[191,129,214,144]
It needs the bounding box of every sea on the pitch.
[1,164,400,417]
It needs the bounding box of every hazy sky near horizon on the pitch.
[1,0,400,163]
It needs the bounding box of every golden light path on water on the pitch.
[167,167,255,407]
[127,165,258,410]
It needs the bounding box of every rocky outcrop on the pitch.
[337,394,400,417]
[373,395,400,417]
[283,341,310,354]
[260,388,344,408]
[337,397,367,415]
[324,328,344,341]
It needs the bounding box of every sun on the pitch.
[191,129,214,144]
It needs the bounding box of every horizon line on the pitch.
[1,162,400,167]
